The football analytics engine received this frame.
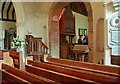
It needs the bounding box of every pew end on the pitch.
[25,56,33,65]
[3,52,14,67]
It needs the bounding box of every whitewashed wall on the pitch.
[72,11,88,43]
[91,2,105,63]
[14,2,52,46]
[13,2,108,62]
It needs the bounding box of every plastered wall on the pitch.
[91,2,105,63]
[72,11,88,43]
[0,21,16,49]
[14,2,52,46]
[13,2,107,63]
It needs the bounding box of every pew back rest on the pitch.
[3,52,13,67]
[0,50,11,60]
[0,50,13,69]
[2,63,54,83]
[9,51,20,68]
[25,64,97,83]
[46,57,120,74]
[27,60,119,83]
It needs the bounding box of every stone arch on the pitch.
[12,1,25,38]
[48,2,93,62]
[12,1,26,69]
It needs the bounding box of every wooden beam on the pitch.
[7,2,12,19]
[12,7,15,20]
[1,2,6,18]
[0,18,16,22]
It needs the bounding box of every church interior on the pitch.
[0,0,120,83]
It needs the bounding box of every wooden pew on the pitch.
[0,50,3,60]
[9,51,20,68]
[27,60,118,83]
[46,57,120,77]
[0,50,10,60]
[2,63,57,83]
[25,64,96,83]
[2,70,30,84]
[1,50,20,68]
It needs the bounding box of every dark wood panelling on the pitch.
[1,2,6,18]
[7,2,12,19]
[0,18,16,22]
[70,2,88,16]
[12,7,15,19]
[1,2,16,22]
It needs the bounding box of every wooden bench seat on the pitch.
[2,70,30,84]
[2,63,57,84]
[25,64,96,83]
[27,60,118,83]
[46,61,120,77]
[46,57,120,76]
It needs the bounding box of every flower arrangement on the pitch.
[11,36,25,50]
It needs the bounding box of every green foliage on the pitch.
[11,36,25,50]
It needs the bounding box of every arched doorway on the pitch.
[48,2,93,62]
[0,1,25,50]
[0,1,16,50]
[12,2,25,38]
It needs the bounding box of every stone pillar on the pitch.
[16,22,26,38]
[88,12,94,63]
[49,16,60,58]
[88,31,94,63]
[19,44,26,70]
[16,22,26,70]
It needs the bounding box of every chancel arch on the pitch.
[12,1,25,38]
[48,2,93,62]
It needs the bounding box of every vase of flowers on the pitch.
[11,36,25,52]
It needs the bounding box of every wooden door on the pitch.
[60,35,69,59]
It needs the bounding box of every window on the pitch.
[78,28,83,36]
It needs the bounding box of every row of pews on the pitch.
[2,63,56,84]
[1,56,120,83]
